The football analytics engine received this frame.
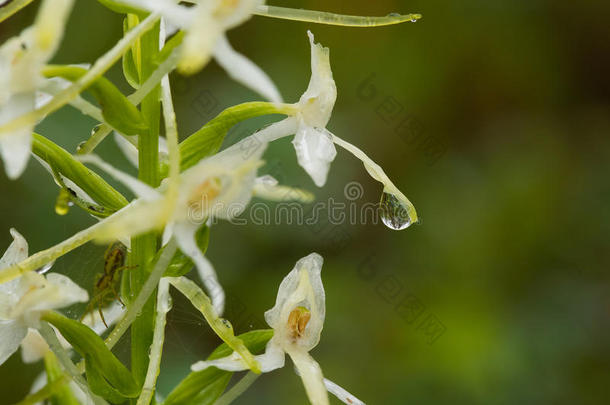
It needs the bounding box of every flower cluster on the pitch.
[0,1,421,404]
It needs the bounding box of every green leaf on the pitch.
[85,354,127,404]
[96,0,143,15]
[32,133,128,211]
[42,65,148,136]
[191,374,232,405]
[161,102,294,177]
[42,312,140,400]
[162,225,210,277]
[163,330,273,405]
[122,15,141,89]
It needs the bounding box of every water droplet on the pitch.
[91,123,102,136]
[220,318,234,333]
[76,141,86,153]
[387,12,401,17]
[379,192,412,230]
[55,189,72,215]
[35,261,55,274]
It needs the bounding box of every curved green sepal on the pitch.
[163,330,273,405]
[96,0,143,15]
[41,311,140,400]
[85,354,128,404]
[122,15,142,89]
[43,351,80,405]
[42,65,148,135]
[162,102,293,176]
[32,133,128,211]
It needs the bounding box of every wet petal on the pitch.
[0,319,27,365]
[292,122,336,187]
[214,35,282,103]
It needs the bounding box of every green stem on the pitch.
[129,14,162,389]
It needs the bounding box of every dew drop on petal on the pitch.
[379,192,413,230]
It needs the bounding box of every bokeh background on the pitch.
[2,0,610,404]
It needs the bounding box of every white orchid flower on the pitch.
[70,140,268,314]
[234,30,418,227]
[118,0,281,102]
[237,31,336,187]
[191,253,365,405]
[0,0,73,179]
[0,229,88,366]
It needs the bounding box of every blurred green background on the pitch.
[2,0,610,404]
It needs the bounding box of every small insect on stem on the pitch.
[80,242,135,328]
[287,306,311,342]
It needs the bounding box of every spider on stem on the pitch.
[80,242,135,327]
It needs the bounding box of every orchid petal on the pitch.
[0,93,34,179]
[191,338,285,373]
[288,349,329,405]
[77,154,161,201]
[323,378,366,405]
[173,221,225,315]
[10,272,88,323]
[20,329,50,364]
[214,35,282,103]
[0,228,29,269]
[0,319,27,365]
[292,122,336,187]
[298,31,336,128]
